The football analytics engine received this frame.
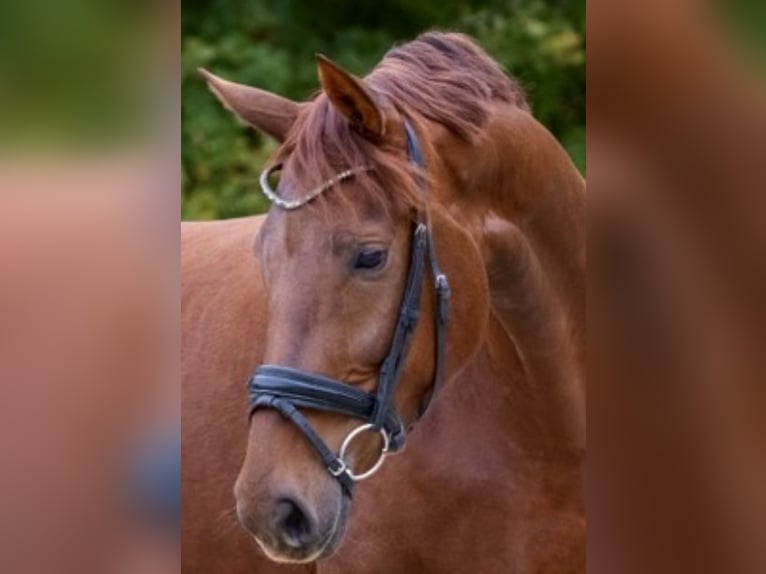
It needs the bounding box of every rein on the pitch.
[248,121,451,497]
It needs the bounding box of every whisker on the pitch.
[213,504,242,539]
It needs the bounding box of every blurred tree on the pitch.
[182,0,585,219]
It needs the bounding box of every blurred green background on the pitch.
[182,0,586,220]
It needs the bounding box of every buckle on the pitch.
[435,274,450,295]
[328,459,348,477]
[400,307,420,330]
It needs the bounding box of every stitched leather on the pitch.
[254,395,355,496]
[250,366,406,451]
[370,223,427,428]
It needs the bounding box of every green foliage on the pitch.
[182,0,585,220]
[0,0,154,151]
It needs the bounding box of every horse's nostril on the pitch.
[272,497,316,549]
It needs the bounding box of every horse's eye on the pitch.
[354,248,387,271]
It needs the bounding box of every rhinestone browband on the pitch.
[258,163,372,210]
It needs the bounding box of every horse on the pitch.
[182,32,585,573]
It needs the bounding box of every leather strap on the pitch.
[404,120,425,169]
[418,232,451,417]
[250,365,406,451]
[370,222,427,429]
[253,395,355,497]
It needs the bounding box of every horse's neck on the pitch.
[434,104,586,452]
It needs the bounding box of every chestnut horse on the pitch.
[183,32,585,573]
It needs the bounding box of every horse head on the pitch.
[201,49,489,562]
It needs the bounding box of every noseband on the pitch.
[248,121,451,497]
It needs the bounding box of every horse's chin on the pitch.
[253,495,350,564]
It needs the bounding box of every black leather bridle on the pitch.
[248,121,451,497]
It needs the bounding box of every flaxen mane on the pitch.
[273,32,527,214]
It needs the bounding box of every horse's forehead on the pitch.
[260,208,342,261]
[263,189,395,247]
[261,207,329,257]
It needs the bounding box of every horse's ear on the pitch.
[316,54,384,139]
[198,69,303,142]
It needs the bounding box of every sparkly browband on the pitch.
[258,163,372,210]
